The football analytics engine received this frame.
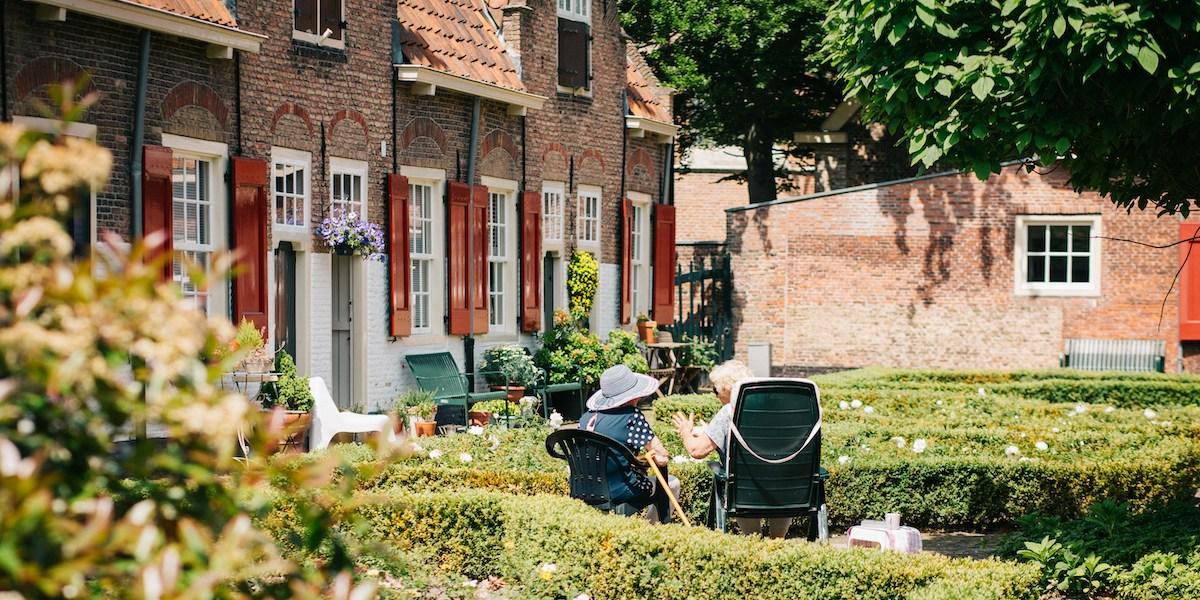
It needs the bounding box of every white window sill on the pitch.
[292,31,345,50]
[557,85,592,98]
[1015,285,1101,298]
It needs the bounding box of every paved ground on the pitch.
[826,530,1007,560]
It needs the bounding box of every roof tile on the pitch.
[626,49,672,123]
[396,0,524,91]
[126,0,237,28]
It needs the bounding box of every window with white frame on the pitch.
[1015,215,1101,296]
[330,158,365,218]
[630,199,650,317]
[272,149,309,230]
[172,155,214,314]
[577,186,601,248]
[542,183,565,244]
[293,0,345,48]
[488,190,510,328]
[557,0,588,20]
[409,181,435,332]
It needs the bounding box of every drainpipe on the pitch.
[618,89,628,324]
[130,29,151,239]
[463,97,481,379]
[1,3,9,122]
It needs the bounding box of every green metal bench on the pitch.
[1060,339,1166,373]
[404,352,507,426]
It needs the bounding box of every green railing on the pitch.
[669,253,734,361]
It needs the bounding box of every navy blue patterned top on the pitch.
[580,406,656,501]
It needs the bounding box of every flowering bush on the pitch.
[566,250,599,320]
[317,209,385,261]
[481,344,541,388]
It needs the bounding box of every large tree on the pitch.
[825,0,1200,215]
[622,0,838,204]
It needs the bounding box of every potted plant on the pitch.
[316,209,386,261]
[481,345,540,402]
[636,313,658,344]
[259,350,314,452]
[230,318,273,373]
[397,390,438,437]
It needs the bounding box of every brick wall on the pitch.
[811,118,915,193]
[4,2,236,239]
[675,171,751,243]
[728,167,1190,373]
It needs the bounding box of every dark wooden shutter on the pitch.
[142,144,173,282]
[557,18,589,89]
[1181,223,1200,340]
[230,157,269,332]
[294,0,317,34]
[388,174,411,337]
[652,204,676,324]
[472,185,490,335]
[448,181,470,335]
[620,197,632,324]
[318,0,341,39]
[521,191,542,332]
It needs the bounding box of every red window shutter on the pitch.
[620,197,632,324]
[388,174,411,337]
[1180,223,1200,340]
[652,204,676,324]
[472,185,490,335]
[230,157,269,333]
[141,145,173,282]
[521,191,542,332]
[448,181,470,335]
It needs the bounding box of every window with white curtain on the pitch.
[488,190,510,328]
[577,186,601,249]
[172,155,213,314]
[330,158,366,218]
[409,182,434,332]
[542,182,565,244]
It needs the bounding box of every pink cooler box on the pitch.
[847,525,922,554]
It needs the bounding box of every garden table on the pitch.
[643,342,688,397]
[222,371,280,459]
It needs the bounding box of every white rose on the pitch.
[1004,445,1020,458]
[838,455,850,465]
[838,400,850,410]
[459,452,473,463]
[892,436,906,449]
[1143,408,1158,419]
[850,399,863,409]
[1035,441,1048,451]
[912,439,927,453]
[863,406,876,414]
[468,425,484,436]
[429,449,443,460]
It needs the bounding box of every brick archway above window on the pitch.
[162,81,229,129]
[271,102,315,136]
[578,148,606,174]
[625,147,655,179]
[331,109,369,142]
[14,57,96,100]
[481,129,518,163]
[543,142,569,171]
[400,117,447,153]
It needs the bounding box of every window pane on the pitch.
[1049,225,1069,252]
[1072,225,1090,252]
[1028,225,1046,252]
[1049,255,1068,282]
[1072,256,1090,283]
[1027,255,1045,283]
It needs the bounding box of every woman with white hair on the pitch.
[672,360,791,538]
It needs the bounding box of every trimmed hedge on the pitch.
[816,367,1200,386]
[348,489,1042,600]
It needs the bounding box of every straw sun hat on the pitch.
[585,364,660,411]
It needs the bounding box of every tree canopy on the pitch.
[622,0,838,203]
[825,0,1200,215]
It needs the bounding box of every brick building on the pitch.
[726,166,1200,374]
[5,0,678,410]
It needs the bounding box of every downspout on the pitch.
[618,89,628,324]
[234,51,243,154]
[130,29,151,239]
[1,3,9,122]
[463,96,481,378]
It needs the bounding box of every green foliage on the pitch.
[234,316,265,350]
[535,315,650,385]
[346,489,1041,599]
[606,328,649,374]
[622,0,840,203]
[0,117,382,596]
[1016,537,1113,597]
[263,349,315,412]
[1113,551,1200,600]
[481,344,541,389]
[677,334,718,370]
[823,0,1200,215]
[396,389,436,414]
[565,250,598,320]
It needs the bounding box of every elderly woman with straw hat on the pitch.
[672,359,792,538]
[579,364,681,524]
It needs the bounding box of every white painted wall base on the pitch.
[309,253,333,383]
[596,263,620,335]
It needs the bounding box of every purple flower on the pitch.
[317,209,386,261]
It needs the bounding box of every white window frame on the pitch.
[271,147,311,248]
[13,116,99,255]
[329,157,367,219]
[542,181,566,249]
[482,176,518,335]
[161,133,229,318]
[402,166,445,338]
[557,0,589,22]
[292,0,345,49]
[577,185,601,250]
[1014,214,1102,297]
[629,192,651,318]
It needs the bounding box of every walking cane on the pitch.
[644,451,692,526]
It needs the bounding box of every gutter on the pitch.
[129,29,151,239]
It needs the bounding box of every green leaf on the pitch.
[1016,131,1032,151]
[971,76,995,100]
[972,160,993,180]
[916,6,935,27]
[1053,16,1065,37]
[1001,0,1020,17]
[873,15,891,40]
[935,22,958,38]
[935,79,953,96]
[1055,137,1071,155]
[1137,46,1159,74]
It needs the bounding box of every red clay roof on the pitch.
[126,0,237,28]
[626,62,671,123]
[396,0,525,92]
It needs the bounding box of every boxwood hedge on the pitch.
[343,489,1042,600]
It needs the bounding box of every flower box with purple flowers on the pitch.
[317,210,385,261]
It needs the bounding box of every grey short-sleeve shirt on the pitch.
[702,403,735,460]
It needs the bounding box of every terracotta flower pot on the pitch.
[468,410,492,427]
[414,420,437,437]
[262,409,311,453]
[490,385,526,403]
[637,321,658,344]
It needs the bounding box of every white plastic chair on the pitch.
[308,376,396,451]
